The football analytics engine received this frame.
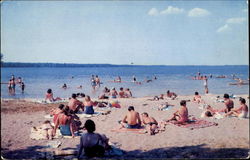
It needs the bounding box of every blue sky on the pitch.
[1,0,248,65]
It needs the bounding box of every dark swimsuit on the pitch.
[85,106,94,114]
[147,122,157,126]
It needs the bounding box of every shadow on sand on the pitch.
[1,143,249,159]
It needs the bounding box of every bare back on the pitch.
[124,111,141,125]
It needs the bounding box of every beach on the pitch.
[1,94,249,159]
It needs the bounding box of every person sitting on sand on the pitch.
[193,92,204,104]
[42,120,54,140]
[166,90,177,100]
[141,112,158,135]
[45,89,62,102]
[219,93,234,113]
[83,95,95,115]
[69,110,82,132]
[52,106,75,138]
[109,87,118,98]
[225,98,248,118]
[119,106,141,129]
[124,88,132,98]
[165,100,188,124]
[68,93,84,113]
[50,104,65,124]
[78,119,110,158]
[118,87,126,98]
[98,87,110,99]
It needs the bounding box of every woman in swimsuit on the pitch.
[83,95,95,114]
[50,104,64,124]
[45,89,62,102]
[52,106,75,138]
[225,98,248,118]
[141,112,158,135]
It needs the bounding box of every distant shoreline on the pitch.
[1,62,248,68]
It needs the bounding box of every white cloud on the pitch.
[226,17,246,24]
[217,24,231,33]
[188,8,210,17]
[160,6,184,15]
[148,8,159,16]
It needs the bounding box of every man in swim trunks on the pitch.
[120,106,141,129]
[166,100,188,124]
[141,112,158,135]
[118,87,125,98]
[219,93,234,113]
[68,93,84,113]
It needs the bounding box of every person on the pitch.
[7,79,12,94]
[118,87,125,98]
[69,110,82,132]
[166,90,177,100]
[165,100,188,124]
[50,104,65,124]
[17,77,22,85]
[52,106,75,137]
[95,75,101,87]
[91,75,97,90]
[62,83,67,89]
[119,106,141,129]
[193,92,203,104]
[77,119,110,158]
[124,88,132,98]
[204,76,209,94]
[141,112,158,135]
[21,82,25,93]
[225,98,248,118]
[154,75,157,80]
[10,78,16,94]
[68,93,84,113]
[45,89,62,102]
[158,102,175,110]
[98,87,110,99]
[83,96,95,114]
[219,93,234,113]
[42,120,54,140]
[77,85,83,89]
[109,87,118,98]
[152,94,164,101]
[132,75,137,82]
[115,76,121,82]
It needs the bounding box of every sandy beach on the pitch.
[1,94,249,159]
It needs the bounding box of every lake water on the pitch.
[1,65,249,99]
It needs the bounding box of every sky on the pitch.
[1,0,249,65]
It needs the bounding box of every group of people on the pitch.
[7,75,25,95]
[91,75,101,90]
[98,87,132,99]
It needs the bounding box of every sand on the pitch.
[1,94,249,159]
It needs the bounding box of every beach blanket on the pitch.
[169,118,218,130]
[110,128,146,134]
[76,112,102,118]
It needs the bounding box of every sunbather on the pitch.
[119,106,141,129]
[77,119,110,158]
[141,112,158,135]
[68,93,84,113]
[165,100,188,124]
[50,104,64,124]
[225,98,248,118]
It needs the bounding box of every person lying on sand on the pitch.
[42,120,54,140]
[52,106,75,138]
[68,93,84,113]
[225,98,248,118]
[45,88,62,102]
[141,112,158,135]
[158,102,175,111]
[78,119,110,158]
[148,94,164,101]
[166,90,177,100]
[50,104,64,124]
[119,106,141,129]
[192,92,204,104]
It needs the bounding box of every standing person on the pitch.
[21,82,25,93]
[7,79,12,94]
[91,75,97,90]
[77,119,110,158]
[119,106,141,129]
[204,76,209,94]
[95,75,101,88]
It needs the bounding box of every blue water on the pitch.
[1,66,249,99]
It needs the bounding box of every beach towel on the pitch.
[110,128,146,134]
[169,118,218,130]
